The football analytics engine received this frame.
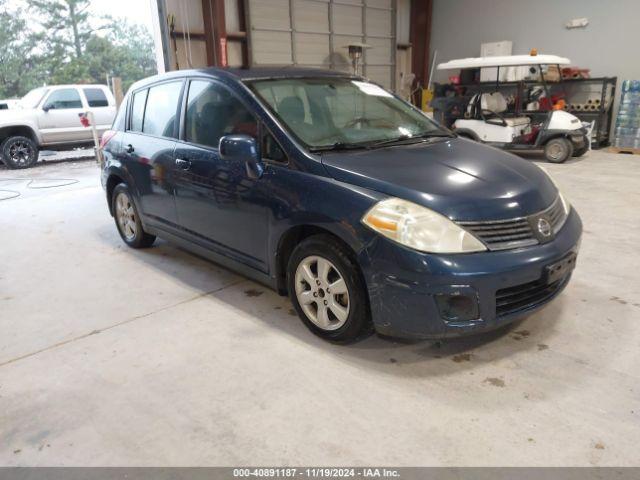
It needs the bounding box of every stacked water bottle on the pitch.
[613,80,640,149]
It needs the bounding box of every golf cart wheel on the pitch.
[1,136,39,169]
[287,234,372,343]
[111,183,156,248]
[544,137,573,163]
[572,144,589,157]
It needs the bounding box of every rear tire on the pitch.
[1,136,39,169]
[544,137,573,163]
[111,183,156,248]
[287,234,372,343]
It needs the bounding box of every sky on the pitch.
[89,0,154,33]
[4,0,154,33]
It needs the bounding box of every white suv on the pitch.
[0,84,116,169]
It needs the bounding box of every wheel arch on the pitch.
[274,224,365,296]
[105,172,126,216]
[0,125,40,146]
[538,130,573,146]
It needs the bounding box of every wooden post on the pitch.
[111,77,124,108]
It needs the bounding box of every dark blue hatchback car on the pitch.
[101,67,582,342]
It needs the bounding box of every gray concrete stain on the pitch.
[484,377,506,387]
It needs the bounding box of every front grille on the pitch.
[496,275,567,317]
[458,196,567,251]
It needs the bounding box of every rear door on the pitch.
[120,80,184,227]
[82,87,117,136]
[37,87,87,144]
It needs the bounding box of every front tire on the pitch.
[111,183,156,248]
[1,136,39,169]
[544,137,573,163]
[287,235,372,343]
[572,144,589,157]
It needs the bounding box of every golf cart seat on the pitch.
[468,92,531,127]
[455,92,532,143]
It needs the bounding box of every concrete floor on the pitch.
[0,150,638,466]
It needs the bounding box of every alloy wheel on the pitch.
[8,141,34,167]
[295,255,350,330]
[115,192,137,241]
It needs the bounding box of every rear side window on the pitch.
[84,88,109,107]
[44,88,83,109]
[130,89,147,132]
[112,97,128,130]
[142,81,182,138]
[184,80,257,148]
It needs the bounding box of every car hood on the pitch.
[320,138,558,221]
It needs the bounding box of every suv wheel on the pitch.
[287,235,372,343]
[111,183,156,248]
[544,137,573,163]
[1,136,39,169]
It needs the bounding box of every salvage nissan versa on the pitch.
[101,68,582,342]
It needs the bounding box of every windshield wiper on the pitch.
[365,130,455,149]
[308,141,371,153]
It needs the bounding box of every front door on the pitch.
[173,79,269,272]
[37,87,88,144]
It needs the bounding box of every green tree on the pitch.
[1,1,157,98]
[0,0,44,98]
[48,21,157,91]
[28,0,97,59]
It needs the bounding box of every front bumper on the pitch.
[359,209,582,339]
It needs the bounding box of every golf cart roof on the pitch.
[437,54,571,70]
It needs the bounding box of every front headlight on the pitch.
[362,198,486,254]
[536,164,571,214]
[558,191,570,215]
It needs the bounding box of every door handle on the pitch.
[175,158,191,170]
[125,144,134,154]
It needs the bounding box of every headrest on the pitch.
[278,96,305,124]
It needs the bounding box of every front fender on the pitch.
[265,167,386,291]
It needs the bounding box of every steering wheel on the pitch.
[480,109,507,127]
[344,116,396,129]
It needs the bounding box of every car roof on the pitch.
[129,67,360,90]
[44,84,110,89]
[437,54,571,70]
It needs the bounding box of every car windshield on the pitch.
[20,87,49,109]
[247,77,444,150]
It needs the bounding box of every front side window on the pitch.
[262,129,286,162]
[44,88,83,110]
[248,78,441,149]
[84,88,109,107]
[185,80,258,149]
[142,81,182,138]
[129,89,148,132]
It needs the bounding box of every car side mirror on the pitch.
[42,104,52,112]
[219,134,263,179]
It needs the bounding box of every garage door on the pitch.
[247,0,395,90]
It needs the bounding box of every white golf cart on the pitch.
[434,54,590,163]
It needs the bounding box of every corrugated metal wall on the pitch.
[246,0,396,89]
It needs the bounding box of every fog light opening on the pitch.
[435,292,480,322]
